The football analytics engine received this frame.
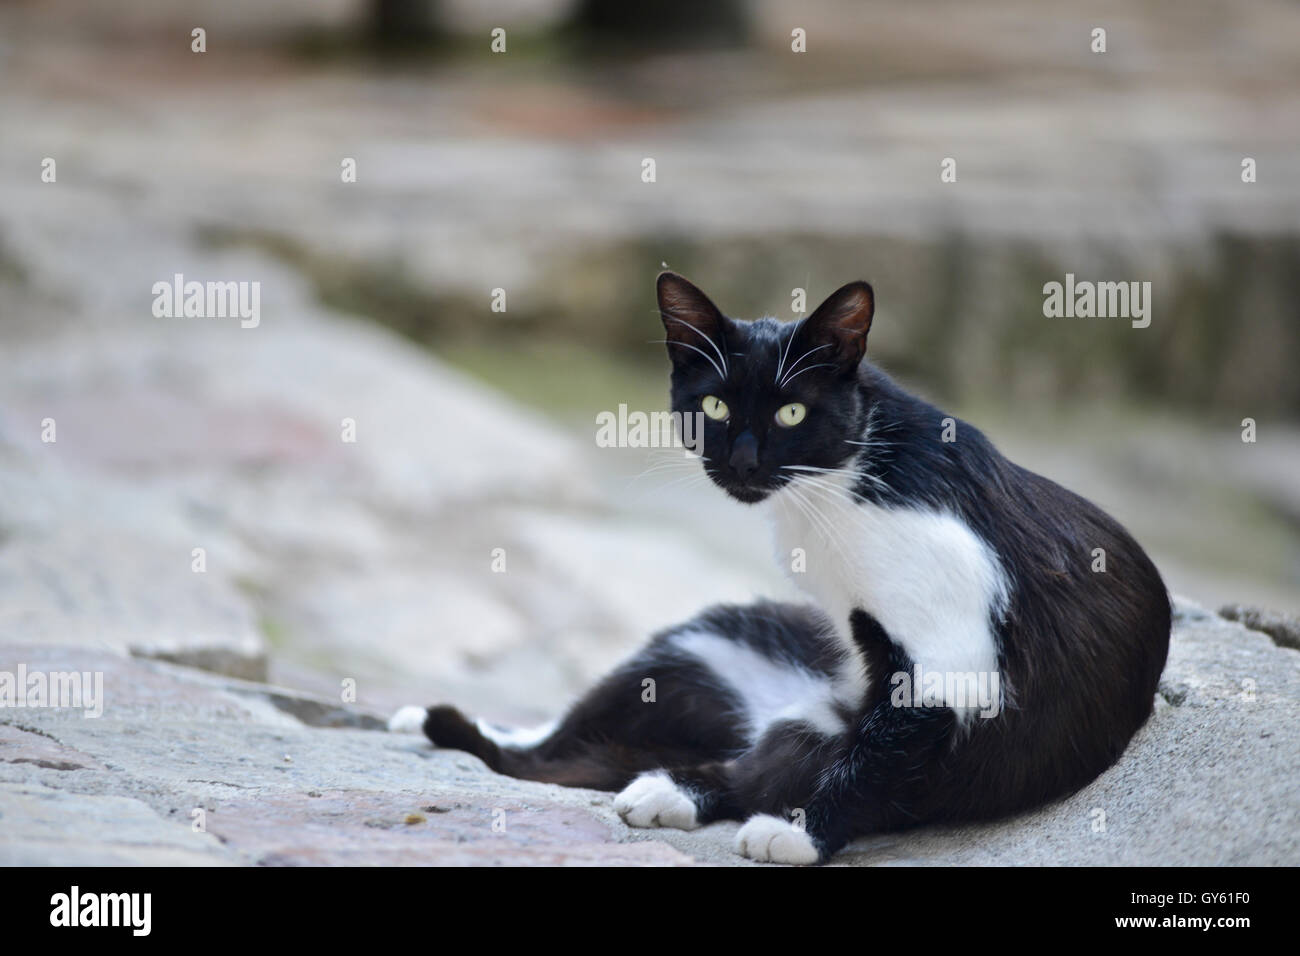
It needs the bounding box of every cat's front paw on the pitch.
[614,772,700,830]
[735,814,820,865]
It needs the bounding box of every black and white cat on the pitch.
[390,272,1172,864]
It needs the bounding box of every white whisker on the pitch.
[625,460,700,484]
[784,481,856,558]
[659,314,729,376]
[629,468,712,504]
[780,363,838,387]
[774,318,806,384]
[779,343,833,388]
[648,338,725,380]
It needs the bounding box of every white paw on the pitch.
[735,814,819,865]
[613,772,700,830]
[387,705,427,734]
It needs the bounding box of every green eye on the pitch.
[702,395,729,421]
[775,402,807,427]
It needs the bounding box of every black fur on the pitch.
[414,273,1172,864]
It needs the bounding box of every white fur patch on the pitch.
[670,629,853,740]
[475,718,558,748]
[387,705,427,734]
[768,466,1008,715]
[614,772,700,830]
[735,814,819,865]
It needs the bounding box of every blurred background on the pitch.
[1,0,1297,723]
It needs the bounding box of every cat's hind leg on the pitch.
[391,601,849,795]
[389,612,766,790]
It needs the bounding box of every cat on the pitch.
[389,272,1172,865]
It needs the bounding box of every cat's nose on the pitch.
[728,431,760,479]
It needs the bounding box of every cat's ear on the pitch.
[657,272,728,376]
[801,281,875,372]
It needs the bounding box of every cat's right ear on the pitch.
[657,272,728,377]
[801,280,875,373]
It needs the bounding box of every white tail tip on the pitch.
[388,705,428,734]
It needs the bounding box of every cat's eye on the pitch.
[702,395,729,421]
[775,402,807,427]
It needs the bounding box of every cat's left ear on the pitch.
[801,281,875,373]
[657,272,728,375]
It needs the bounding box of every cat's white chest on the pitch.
[767,469,1007,707]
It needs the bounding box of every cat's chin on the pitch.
[716,483,776,504]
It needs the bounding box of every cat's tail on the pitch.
[388,704,636,790]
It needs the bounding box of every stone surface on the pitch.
[1218,604,1300,651]
[0,645,698,866]
[1,598,1295,866]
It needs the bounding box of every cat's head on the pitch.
[658,272,875,504]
